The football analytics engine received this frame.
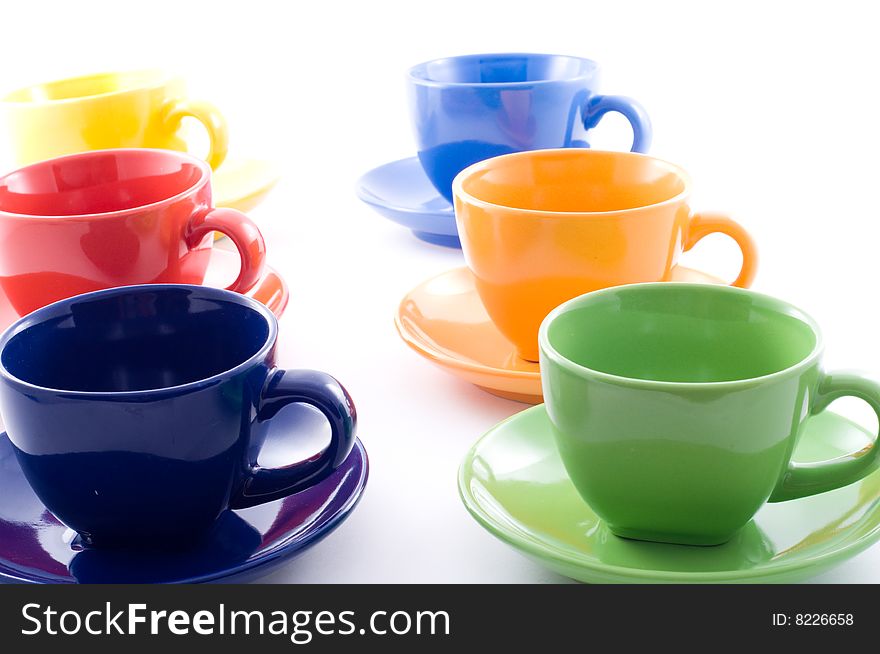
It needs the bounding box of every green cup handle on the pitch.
[770,371,880,502]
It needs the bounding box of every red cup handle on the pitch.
[185,207,267,293]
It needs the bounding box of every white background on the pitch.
[1,0,878,582]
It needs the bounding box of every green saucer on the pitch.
[459,405,880,583]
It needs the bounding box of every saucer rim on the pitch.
[356,156,455,218]
[397,266,734,385]
[200,247,291,319]
[459,404,880,583]
[394,267,539,383]
[0,438,368,584]
[212,157,282,212]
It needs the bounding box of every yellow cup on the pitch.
[1,70,228,169]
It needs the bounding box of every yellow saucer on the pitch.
[213,157,281,214]
[395,267,725,404]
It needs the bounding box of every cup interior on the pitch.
[458,149,686,213]
[410,53,596,85]
[0,286,272,393]
[0,150,205,216]
[543,285,819,383]
[3,70,166,103]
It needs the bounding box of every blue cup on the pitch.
[0,284,357,548]
[408,53,652,202]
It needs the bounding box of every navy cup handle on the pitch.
[231,369,357,509]
[582,94,653,153]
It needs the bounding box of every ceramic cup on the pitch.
[0,284,357,548]
[453,148,758,362]
[1,70,228,169]
[408,53,652,202]
[0,148,266,317]
[539,282,880,546]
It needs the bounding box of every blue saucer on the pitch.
[356,157,460,248]
[0,427,368,584]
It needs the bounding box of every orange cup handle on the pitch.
[684,211,758,288]
[162,98,230,170]
[185,207,267,293]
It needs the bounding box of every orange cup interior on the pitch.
[458,149,687,213]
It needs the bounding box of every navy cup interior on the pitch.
[0,286,272,393]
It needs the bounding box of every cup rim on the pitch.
[452,148,692,217]
[1,69,174,105]
[538,282,825,390]
[407,52,599,89]
[0,284,278,398]
[0,148,211,221]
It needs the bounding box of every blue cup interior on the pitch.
[0,286,271,393]
[409,53,597,85]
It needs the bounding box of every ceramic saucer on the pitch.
[0,248,289,335]
[203,247,290,317]
[0,426,368,584]
[395,267,724,404]
[356,157,460,248]
[460,404,880,584]
[213,157,281,214]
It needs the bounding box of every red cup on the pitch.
[0,148,266,317]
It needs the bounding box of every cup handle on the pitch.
[230,369,358,509]
[185,207,267,293]
[769,371,880,502]
[683,211,759,288]
[582,94,652,153]
[162,98,230,169]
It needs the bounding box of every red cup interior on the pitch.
[0,150,205,216]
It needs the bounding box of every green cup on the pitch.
[538,283,880,546]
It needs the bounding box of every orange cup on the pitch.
[452,148,758,361]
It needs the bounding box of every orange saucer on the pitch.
[0,248,289,334]
[395,267,725,404]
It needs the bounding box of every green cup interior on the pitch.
[543,284,819,383]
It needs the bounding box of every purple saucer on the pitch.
[0,433,368,584]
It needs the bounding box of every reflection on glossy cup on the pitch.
[0,148,265,316]
[540,283,880,545]
[1,70,228,169]
[454,148,758,361]
[0,285,357,548]
[408,53,651,201]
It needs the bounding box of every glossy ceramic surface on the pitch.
[0,285,357,547]
[213,157,282,214]
[204,248,289,318]
[0,149,266,317]
[539,283,880,545]
[454,148,759,361]
[460,404,880,583]
[409,53,652,201]
[1,70,228,169]
[395,267,725,404]
[356,157,459,248]
[0,248,288,335]
[0,432,367,584]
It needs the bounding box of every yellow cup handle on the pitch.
[684,211,759,288]
[162,98,229,170]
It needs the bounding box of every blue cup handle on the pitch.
[582,94,653,153]
[231,369,357,508]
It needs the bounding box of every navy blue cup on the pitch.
[408,53,652,202]
[0,284,357,548]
